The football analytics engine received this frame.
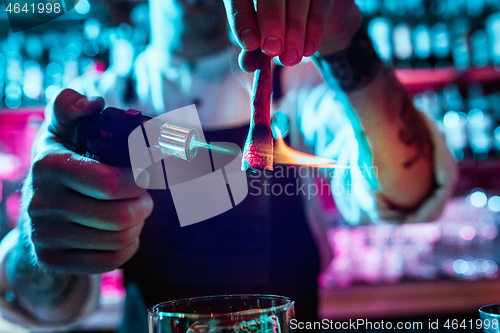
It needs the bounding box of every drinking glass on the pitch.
[479,304,500,333]
[148,294,295,333]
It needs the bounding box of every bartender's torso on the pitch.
[71,45,323,332]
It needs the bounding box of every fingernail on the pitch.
[87,96,101,102]
[304,40,315,56]
[240,28,259,50]
[135,170,150,189]
[74,96,89,110]
[263,36,283,56]
[281,48,299,65]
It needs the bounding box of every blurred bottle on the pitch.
[430,23,452,69]
[2,35,24,109]
[44,60,63,103]
[4,52,23,109]
[413,89,443,121]
[381,0,406,17]
[355,0,380,17]
[22,61,44,107]
[412,24,433,70]
[468,83,489,111]
[467,84,493,160]
[0,51,5,109]
[486,12,500,67]
[406,0,425,17]
[442,84,468,161]
[470,29,490,68]
[466,0,484,17]
[489,92,500,121]
[485,0,500,12]
[392,23,414,68]
[445,0,467,18]
[368,17,393,63]
[467,108,492,160]
[429,0,447,18]
[450,18,471,72]
[63,37,82,87]
[25,35,44,63]
[413,24,431,60]
[130,3,150,52]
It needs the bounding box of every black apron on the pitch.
[119,66,320,332]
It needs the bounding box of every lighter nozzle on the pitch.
[159,122,199,161]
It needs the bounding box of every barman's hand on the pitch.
[0,88,153,328]
[223,0,362,65]
[224,0,440,216]
[26,89,153,274]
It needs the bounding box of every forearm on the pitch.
[344,67,434,209]
[0,230,100,329]
[314,23,434,210]
[0,181,100,329]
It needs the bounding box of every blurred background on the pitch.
[1,0,500,331]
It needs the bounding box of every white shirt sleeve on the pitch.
[0,229,101,332]
[283,60,458,225]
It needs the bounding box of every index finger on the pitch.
[33,152,149,200]
[256,0,286,57]
[223,0,260,51]
[61,157,150,200]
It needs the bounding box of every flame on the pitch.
[273,127,350,169]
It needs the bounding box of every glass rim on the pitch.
[148,294,295,319]
[480,304,500,318]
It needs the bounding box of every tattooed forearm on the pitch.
[6,240,77,308]
[398,98,433,168]
[313,25,382,92]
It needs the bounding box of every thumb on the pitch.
[48,89,105,145]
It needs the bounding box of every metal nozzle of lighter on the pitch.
[158,122,200,161]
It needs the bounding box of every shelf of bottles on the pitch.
[361,0,500,70]
[320,193,500,288]
[361,0,500,164]
[317,0,500,289]
[0,0,149,110]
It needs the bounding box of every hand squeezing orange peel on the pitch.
[240,49,274,171]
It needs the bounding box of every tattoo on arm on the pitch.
[6,233,77,308]
[11,259,77,308]
[313,25,382,92]
[398,98,433,168]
